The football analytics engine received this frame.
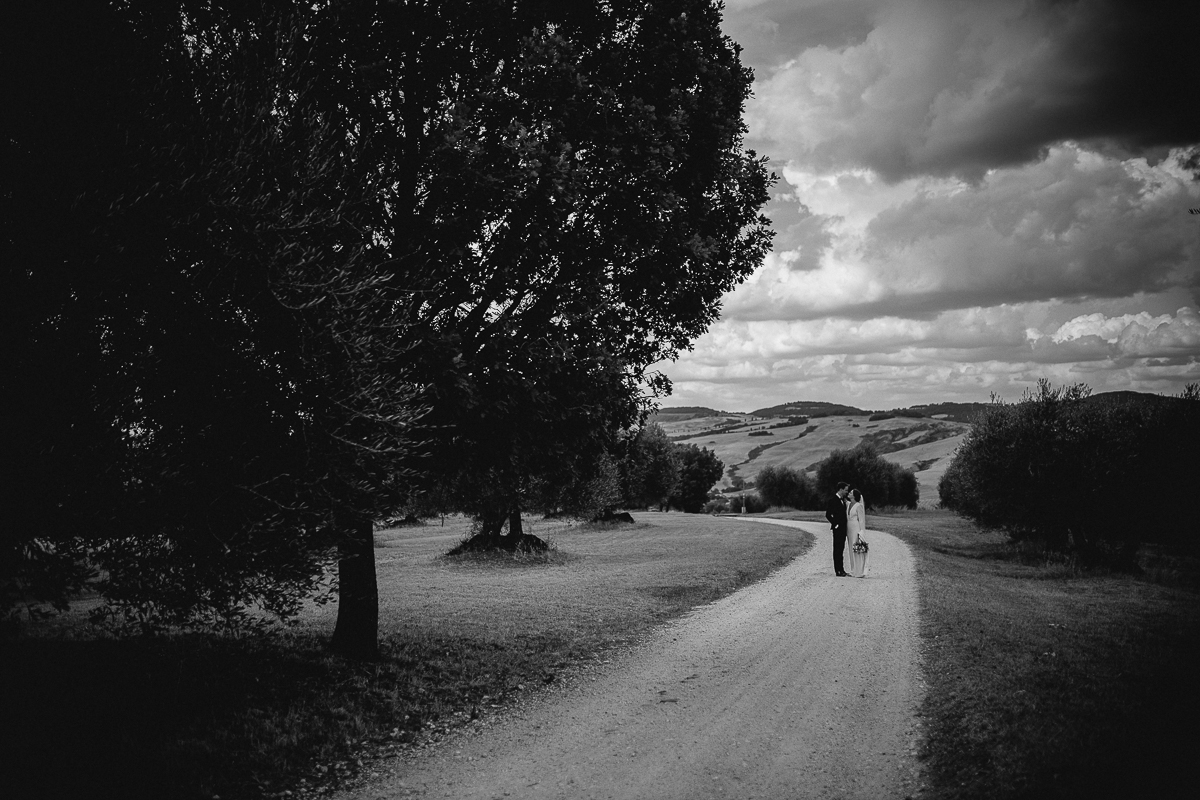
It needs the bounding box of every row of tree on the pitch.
[751,445,920,511]
[938,381,1200,566]
[0,1,772,656]
[621,424,725,513]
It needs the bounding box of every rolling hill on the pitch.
[659,413,970,508]
[650,391,1173,508]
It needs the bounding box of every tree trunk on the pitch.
[330,513,379,660]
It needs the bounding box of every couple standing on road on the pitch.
[826,482,870,578]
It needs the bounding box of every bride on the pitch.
[845,488,870,578]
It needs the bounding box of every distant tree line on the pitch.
[619,424,725,514]
[733,444,920,512]
[939,380,1200,567]
[1,1,771,656]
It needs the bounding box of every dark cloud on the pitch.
[663,1,1200,411]
[743,0,1200,181]
[726,145,1200,323]
[722,0,877,75]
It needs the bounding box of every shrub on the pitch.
[742,493,770,514]
[938,381,1200,566]
[815,444,919,509]
[702,495,730,514]
[755,465,821,510]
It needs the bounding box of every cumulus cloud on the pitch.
[665,303,1200,410]
[742,0,1200,181]
[664,1,1200,411]
[1036,307,1200,359]
[726,144,1200,322]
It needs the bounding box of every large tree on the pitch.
[621,423,682,510]
[2,2,425,656]
[391,0,773,539]
[669,444,725,513]
[2,0,771,654]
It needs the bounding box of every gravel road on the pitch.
[341,518,924,800]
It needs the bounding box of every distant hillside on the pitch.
[650,406,729,423]
[750,400,868,418]
[905,402,991,423]
[907,391,1179,423]
[657,390,1178,427]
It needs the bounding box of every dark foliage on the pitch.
[669,445,725,513]
[815,444,919,509]
[1,0,771,642]
[938,381,1200,566]
[394,0,773,535]
[741,493,771,514]
[2,2,426,641]
[755,465,822,510]
[621,423,682,509]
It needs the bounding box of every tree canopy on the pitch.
[1,1,771,651]
[755,465,821,510]
[938,381,1200,566]
[815,445,919,510]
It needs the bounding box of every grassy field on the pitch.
[7,507,1194,799]
[0,513,812,800]
[773,507,1200,799]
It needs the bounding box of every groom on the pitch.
[825,482,850,577]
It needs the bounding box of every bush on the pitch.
[717,493,769,514]
[755,465,821,510]
[938,381,1200,566]
[742,493,770,514]
[815,444,919,509]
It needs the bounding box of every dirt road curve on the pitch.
[342,519,924,800]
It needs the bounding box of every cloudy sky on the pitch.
[659,0,1200,412]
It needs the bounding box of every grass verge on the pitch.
[1,513,810,800]
[867,508,1200,799]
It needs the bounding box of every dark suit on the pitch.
[825,494,848,575]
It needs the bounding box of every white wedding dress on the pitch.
[845,500,870,578]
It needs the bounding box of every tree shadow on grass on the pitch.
[0,633,432,800]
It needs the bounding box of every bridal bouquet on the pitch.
[852,539,869,554]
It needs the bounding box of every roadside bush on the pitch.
[939,381,1200,566]
[742,493,770,514]
[755,465,821,510]
[815,444,919,509]
[717,493,768,514]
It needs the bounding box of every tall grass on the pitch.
[877,509,1200,799]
